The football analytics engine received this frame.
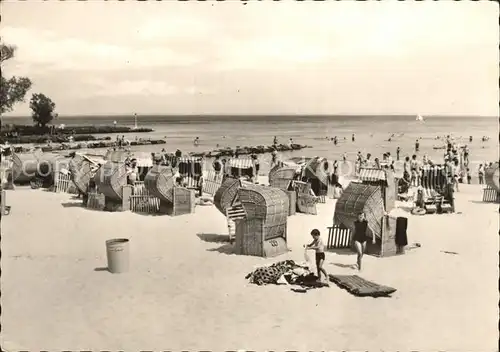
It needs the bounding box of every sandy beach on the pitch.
[2,181,498,351]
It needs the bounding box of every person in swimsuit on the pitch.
[305,229,329,285]
[410,154,419,186]
[352,212,369,271]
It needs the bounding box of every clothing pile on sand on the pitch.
[245,260,327,288]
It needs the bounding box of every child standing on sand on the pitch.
[305,229,329,286]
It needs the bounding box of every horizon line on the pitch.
[2,113,498,119]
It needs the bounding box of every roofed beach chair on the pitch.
[1,189,11,217]
[226,199,246,243]
[203,169,224,196]
[228,158,255,181]
[177,157,204,197]
[416,165,454,214]
[483,163,500,203]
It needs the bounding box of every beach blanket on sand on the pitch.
[329,275,396,297]
[246,260,328,288]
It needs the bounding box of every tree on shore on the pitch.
[30,93,57,128]
[0,41,32,114]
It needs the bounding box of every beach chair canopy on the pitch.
[237,184,289,240]
[302,156,329,186]
[214,177,242,215]
[69,154,96,194]
[177,157,203,175]
[268,164,298,190]
[94,160,128,201]
[485,162,499,192]
[419,165,449,199]
[11,150,43,182]
[334,182,384,239]
[358,168,388,183]
[229,158,253,169]
[105,150,131,163]
[144,165,175,203]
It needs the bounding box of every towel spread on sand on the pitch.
[246,260,320,286]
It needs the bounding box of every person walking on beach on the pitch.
[410,155,419,186]
[352,133,355,142]
[466,168,471,184]
[463,145,470,167]
[452,160,460,192]
[352,212,369,271]
[396,146,401,161]
[305,229,329,286]
[478,164,485,184]
[342,152,347,163]
[415,139,420,152]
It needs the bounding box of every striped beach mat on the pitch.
[329,275,397,297]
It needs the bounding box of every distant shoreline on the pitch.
[2,114,497,124]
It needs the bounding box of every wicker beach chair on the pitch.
[417,165,454,213]
[177,157,204,196]
[226,199,246,243]
[1,189,11,216]
[483,163,500,203]
[227,158,254,181]
[203,170,224,196]
[301,157,329,202]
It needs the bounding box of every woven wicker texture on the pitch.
[237,184,289,240]
[105,150,131,162]
[11,150,42,182]
[334,182,384,239]
[214,177,241,215]
[302,157,329,187]
[485,162,499,192]
[144,165,175,203]
[37,153,70,178]
[68,154,93,194]
[268,165,297,190]
[94,160,128,200]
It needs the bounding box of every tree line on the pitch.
[1,41,57,129]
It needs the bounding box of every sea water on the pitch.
[3,115,497,177]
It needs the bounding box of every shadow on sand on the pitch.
[207,244,235,255]
[61,201,84,208]
[94,267,110,272]
[469,200,498,205]
[197,233,231,244]
[326,248,355,256]
[331,262,358,269]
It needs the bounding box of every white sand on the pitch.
[1,184,498,351]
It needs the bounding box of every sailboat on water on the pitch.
[416,114,425,122]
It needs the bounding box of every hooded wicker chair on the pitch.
[234,184,289,257]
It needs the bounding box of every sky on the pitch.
[1,1,498,117]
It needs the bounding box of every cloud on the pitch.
[1,26,201,73]
[93,80,179,97]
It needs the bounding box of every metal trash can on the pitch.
[106,238,130,273]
